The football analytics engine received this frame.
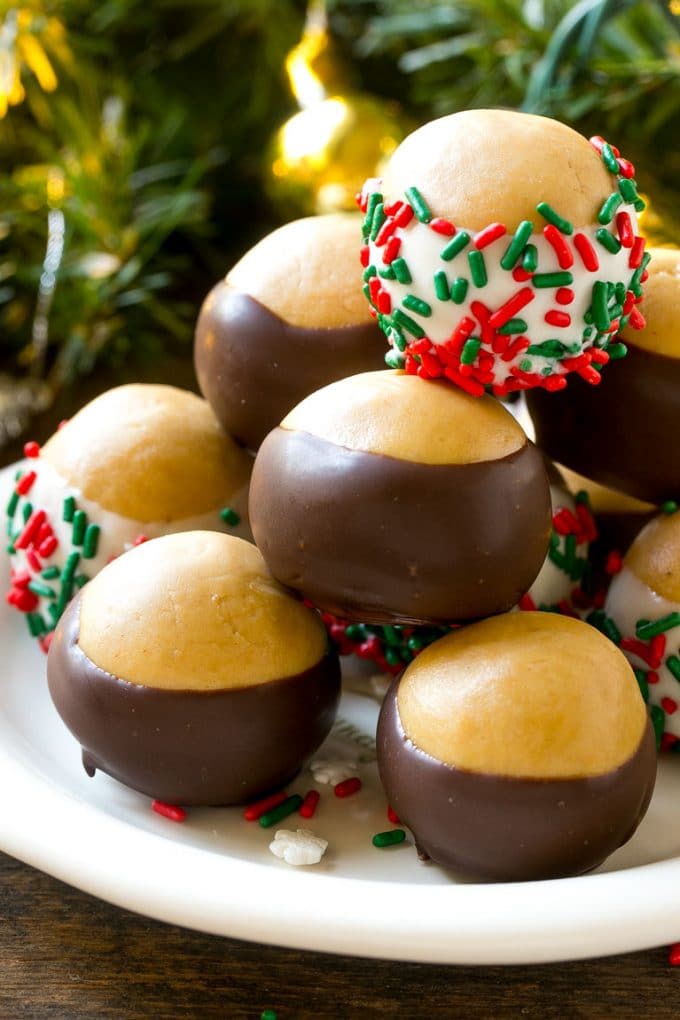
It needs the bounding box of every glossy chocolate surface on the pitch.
[377,679,657,882]
[250,429,551,625]
[527,344,680,504]
[47,594,341,806]
[194,284,386,450]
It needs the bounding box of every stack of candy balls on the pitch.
[6,108,674,883]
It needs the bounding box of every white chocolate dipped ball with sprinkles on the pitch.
[5,385,252,649]
[359,110,648,397]
[604,508,680,750]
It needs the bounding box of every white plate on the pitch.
[2,472,680,965]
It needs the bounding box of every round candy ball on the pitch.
[377,612,656,881]
[194,213,386,450]
[605,509,680,748]
[527,247,679,504]
[359,110,647,396]
[5,385,252,644]
[47,531,340,805]
[249,370,551,625]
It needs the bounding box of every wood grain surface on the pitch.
[1,852,678,1020]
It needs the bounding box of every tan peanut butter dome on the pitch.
[625,512,680,603]
[226,213,371,329]
[281,370,526,465]
[78,532,329,691]
[42,384,251,522]
[381,109,613,231]
[397,612,646,778]
[620,247,680,358]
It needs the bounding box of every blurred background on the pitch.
[0,0,678,453]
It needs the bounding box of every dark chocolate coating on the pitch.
[194,284,386,450]
[249,430,551,625]
[377,679,657,882]
[527,344,680,504]
[47,594,341,806]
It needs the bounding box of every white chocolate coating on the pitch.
[621,247,680,358]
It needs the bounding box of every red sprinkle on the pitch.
[473,222,506,249]
[23,441,40,459]
[605,550,623,575]
[382,236,401,264]
[543,224,574,269]
[393,203,414,228]
[133,534,148,546]
[629,236,645,269]
[15,509,46,550]
[38,632,53,655]
[387,805,401,824]
[617,157,636,179]
[518,592,537,612]
[545,310,571,328]
[429,217,456,236]
[443,366,484,397]
[374,218,398,247]
[662,733,679,752]
[620,638,662,669]
[359,245,370,267]
[628,306,646,330]
[487,288,534,330]
[299,790,320,819]
[573,232,599,272]
[243,789,288,821]
[512,266,533,282]
[152,801,186,823]
[616,211,634,248]
[38,536,58,558]
[661,697,678,716]
[501,336,530,362]
[15,471,37,496]
[556,287,574,305]
[26,549,42,572]
[334,777,362,799]
[647,671,660,685]
[377,291,391,315]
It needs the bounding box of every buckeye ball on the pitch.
[527,248,679,503]
[47,532,340,805]
[249,370,551,625]
[377,613,656,881]
[194,213,385,450]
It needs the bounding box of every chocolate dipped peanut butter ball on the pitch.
[605,509,680,749]
[250,370,551,625]
[194,213,385,450]
[47,532,340,805]
[5,385,252,646]
[527,248,679,504]
[377,613,656,882]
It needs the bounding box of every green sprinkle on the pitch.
[74,574,89,589]
[433,271,450,301]
[258,795,304,829]
[404,186,432,224]
[345,623,366,641]
[385,647,401,666]
[450,277,468,303]
[666,655,680,682]
[468,249,487,287]
[634,668,649,703]
[591,281,610,332]
[392,309,426,339]
[608,342,627,360]
[82,522,101,558]
[402,294,432,317]
[532,271,573,289]
[362,192,381,239]
[48,602,61,623]
[498,318,528,335]
[388,327,407,352]
[595,228,621,254]
[378,265,396,280]
[26,613,47,638]
[408,636,424,652]
[586,609,621,646]
[598,192,623,224]
[28,580,56,599]
[634,197,646,213]
[71,510,87,546]
[636,615,680,640]
[440,231,470,262]
[651,705,665,751]
[600,142,620,174]
[519,358,533,373]
[617,176,638,204]
[369,202,385,241]
[662,500,679,515]
[22,502,33,523]
[261,1011,278,1020]
[526,340,568,358]
[384,350,405,369]
[6,543,15,555]
[641,250,652,271]
[522,244,538,272]
[62,551,80,583]
[460,337,481,365]
[41,566,60,580]
[381,626,401,646]
[362,264,376,281]
[372,829,406,848]
[62,495,76,523]
[391,257,412,284]
[535,202,573,235]
[500,220,534,270]
[220,507,241,527]
[6,490,19,519]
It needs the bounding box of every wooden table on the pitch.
[0,851,677,1019]
[2,378,679,1019]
